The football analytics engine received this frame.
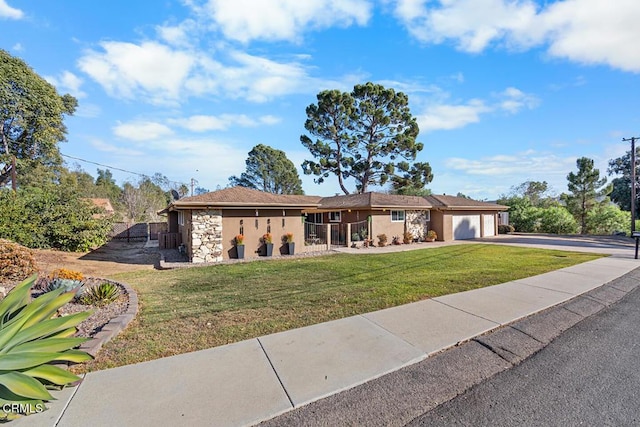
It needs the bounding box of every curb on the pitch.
[79,278,139,357]
[259,266,640,426]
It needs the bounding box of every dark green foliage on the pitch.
[301,82,429,194]
[538,206,578,234]
[0,49,77,188]
[585,204,629,235]
[0,186,113,252]
[79,282,120,306]
[562,157,612,234]
[229,144,304,194]
[390,161,433,195]
[0,239,37,283]
[498,224,515,234]
[607,148,640,215]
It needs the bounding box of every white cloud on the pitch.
[75,103,102,118]
[416,86,538,132]
[90,138,145,156]
[200,0,372,43]
[0,0,23,19]
[12,42,22,51]
[418,99,490,132]
[78,41,330,104]
[44,71,87,98]
[537,0,640,72]
[156,20,198,47]
[113,121,174,141]
[169,114,282,132]
[445,151,575,178]
[495,87,539,114]
[393,0,538,53]
[78,41,195,104]
[392,0,640,72]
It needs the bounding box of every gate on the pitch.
[330,223,346,248]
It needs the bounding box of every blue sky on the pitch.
[2,0,639,199]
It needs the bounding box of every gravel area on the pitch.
[1,277,129,340]
[57,278,129,339]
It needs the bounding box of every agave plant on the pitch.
[0,275,92,420]
[79,282,120,306]
[44,278,83,296]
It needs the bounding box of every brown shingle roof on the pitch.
[318,192,431,209]
[170,186,321,209]
[160,187,507,214]
[427,195,508,210]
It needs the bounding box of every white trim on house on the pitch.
[178,211,185,226]
[391,210,405,222]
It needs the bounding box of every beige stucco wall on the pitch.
[370,210,405,244]
[221,208,306,260]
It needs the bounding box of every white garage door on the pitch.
[452,215,481,240]
[483,214,496,237]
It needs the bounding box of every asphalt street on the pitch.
[409,280,640,426]
[260,268,640,427]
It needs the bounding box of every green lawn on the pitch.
[82,244,603,371]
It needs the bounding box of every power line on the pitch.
[60,153,188,187]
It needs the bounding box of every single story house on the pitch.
[159,186,507,263]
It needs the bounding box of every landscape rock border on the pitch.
[78,278,139,357]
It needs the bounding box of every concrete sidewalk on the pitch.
[17,249,640,426]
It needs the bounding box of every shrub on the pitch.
[377,234,387,247]
[285,232,294,243]
[427,230,437,240]
[538,207,579,234]
[79,282,120,306]
[498,224,515,234]
[0,186,113,252]
[261,233,273,244]
[234,234,244,245]
[0,275,92,420]
[48,268,84,281]
[0,239,37,283]
[403,231,413,244]
[351,232,361,242]
[586,204,629,235]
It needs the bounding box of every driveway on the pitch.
[477,233,636,257]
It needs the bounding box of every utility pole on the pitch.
[190,177,198,196]
[623,137,638,233]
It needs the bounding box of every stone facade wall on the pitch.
[191,210,223,263]
[406,210,429,240]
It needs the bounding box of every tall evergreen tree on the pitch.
[562,157,612,234]
[229,144,304,194]
[301,82,428,194]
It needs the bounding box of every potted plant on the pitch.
[377,234,387,247]
[284,232,295,255]
[403,231,413,244]
[262,233,274,256]
[426,230,437,242]
[235,234,245,259]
